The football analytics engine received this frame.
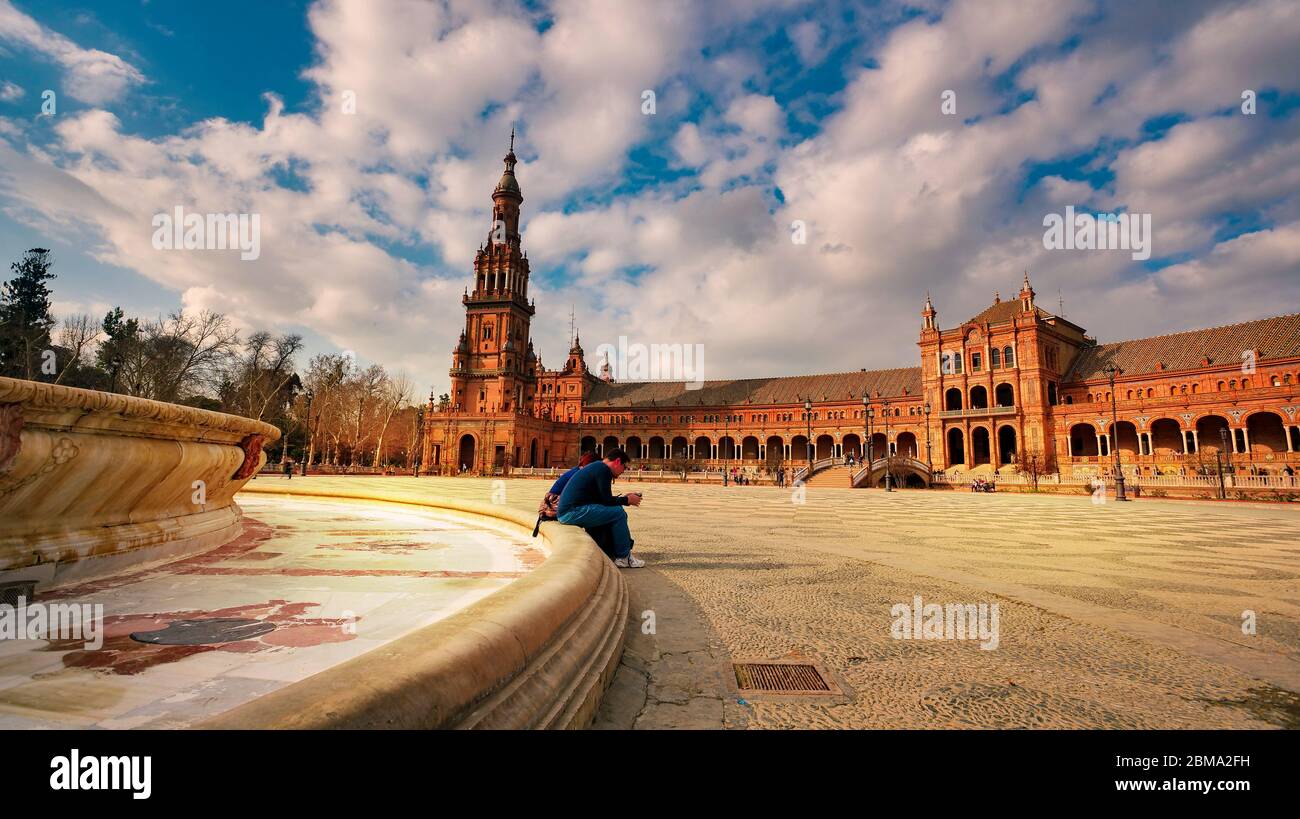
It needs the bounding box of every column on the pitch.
[1287,426,1295,453]
[1242,429,1251,456]
[1190,429,1199,453]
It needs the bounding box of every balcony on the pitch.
[938,405,1016,419]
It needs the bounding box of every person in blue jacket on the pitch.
[557,448,644,568]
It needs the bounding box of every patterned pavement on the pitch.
[346,475,1299,728]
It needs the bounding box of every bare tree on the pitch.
[228,330,304,420]
[117,310,239,402]
[1015,446,1056,491]
[372,371,413,466]
[53,313,101,385]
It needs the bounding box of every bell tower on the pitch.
[449,131,537,415]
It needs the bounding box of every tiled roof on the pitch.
[963,299,1051,327]
[583,367,923,408]
[1067,312,1300,382]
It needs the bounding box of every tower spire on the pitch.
[1019,270,1036,312]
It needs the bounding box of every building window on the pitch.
[1048,382,1058,405]
[1003,346,1014,367]
[971,352,982,371]
[991,348,1001,368]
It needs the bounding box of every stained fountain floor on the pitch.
[0,493,547,729]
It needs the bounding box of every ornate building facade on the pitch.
[423,148,1300,483]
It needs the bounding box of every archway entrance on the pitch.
[815,435,834,459]
[457,434,476,472]
[1069,423,1098,456]
[896,432,918,459]
[997,426,1017,465]
[971,427,991,466]
[946,428,965,466]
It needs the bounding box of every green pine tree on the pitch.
[0,248,57,380]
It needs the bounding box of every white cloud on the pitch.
[0,0,144,104]
[0,0,1298,400]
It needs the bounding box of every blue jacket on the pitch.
[549,465,582,496]
[557,461,627,516]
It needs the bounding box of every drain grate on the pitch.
[0,581,37,608]
[734,662,831,694]
[130,618,276,645]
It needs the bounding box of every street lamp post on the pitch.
[300,389,313,477]
[723,411,729,486]
[866,404,875,472]
[1219,427,1234,495]
[804,398,813,475]
[924,401,932,472]
[413,402,426,477]
[861,395,870,468]
[883,399,893,491]
[1103,364,1127,501]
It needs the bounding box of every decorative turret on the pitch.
[921,292,937,331]
[1019,271,1035,312]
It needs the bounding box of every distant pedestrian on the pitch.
[282,458,293,480]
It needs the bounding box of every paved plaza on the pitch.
[286,476,1300,729]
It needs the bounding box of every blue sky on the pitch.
[1,0,1298,396]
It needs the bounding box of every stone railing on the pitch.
[0,377,279,590]
[938,405,1016,419]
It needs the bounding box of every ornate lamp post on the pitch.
[413,402,426,477]
[861,395,870,466]
[1219,427,1234,491]
[723,411,729,486]
[924,401,932,472]
[1103,364,1127,501]
[300,389,313,477]
[804,398,814,473]
[883,398,893,491]
[866,403,875,465]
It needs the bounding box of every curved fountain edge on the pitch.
[199,482,628,730]
[0,376,279,586]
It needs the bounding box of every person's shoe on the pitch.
[614,554,645,568]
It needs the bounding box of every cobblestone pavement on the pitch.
[251,476,1300,729]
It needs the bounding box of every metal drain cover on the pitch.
[734,662,832,694]
[130,618,275,645]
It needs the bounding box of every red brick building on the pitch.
[423,148,1300,484]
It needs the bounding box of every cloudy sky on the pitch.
[0,0,1297,396]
